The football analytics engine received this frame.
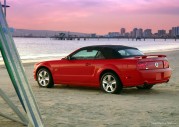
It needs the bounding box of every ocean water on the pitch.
[0,37,179,61]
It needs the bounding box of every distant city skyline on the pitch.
[107,26,179,38]
[5,0,179,34]
[12,26,179,39]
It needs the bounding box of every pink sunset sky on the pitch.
[4,0,179,34]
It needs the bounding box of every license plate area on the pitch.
[156,73,162,80]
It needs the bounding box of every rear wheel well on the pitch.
[100,69,123,94]
[100,69,122,83]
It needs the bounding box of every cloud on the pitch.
[118,0,179,15]
[98,0,179,15]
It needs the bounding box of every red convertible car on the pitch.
[34,45,172,94]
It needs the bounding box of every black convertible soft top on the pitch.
[81,45,138,50]
[78,45,139,59]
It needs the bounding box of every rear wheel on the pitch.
[37,68,54,88]
[136,84,154,90]
[100,72,123,94]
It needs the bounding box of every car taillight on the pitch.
[163,60,169,68]
[138,62,148,70]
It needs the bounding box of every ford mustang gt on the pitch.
[34,45,172,94]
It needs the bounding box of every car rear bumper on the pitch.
[123,68,172,87]
[138,68,172,85]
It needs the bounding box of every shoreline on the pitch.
[0,48,179,66]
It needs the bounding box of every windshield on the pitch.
[117,49,144,57]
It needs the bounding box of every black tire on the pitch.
[37,68,54,88]
[100,72,123,94]
[136,84,154,90]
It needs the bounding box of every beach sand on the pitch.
[0,50,179,127]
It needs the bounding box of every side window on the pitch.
[118,49,144,57]
[118,50,130,56]
[71,49,98,60]
[95,51,105,59]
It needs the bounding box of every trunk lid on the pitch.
[135,55,169,70]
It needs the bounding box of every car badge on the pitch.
[155,62,159,68]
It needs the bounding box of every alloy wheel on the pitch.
[38,70,50,87]
[102,74,117,93]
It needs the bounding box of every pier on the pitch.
[50,36,178,41]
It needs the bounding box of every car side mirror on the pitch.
[66,56,71,60]
[61,56,71,60]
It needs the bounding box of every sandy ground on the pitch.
[0,50,179,127]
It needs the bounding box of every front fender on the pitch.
[34,62,53,80]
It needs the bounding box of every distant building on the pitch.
[169,30,172,37]
[158,30,166,37]
[143,29,152,38]
[91,33,96,38]
[108,32,120,37]
[120,28,126,36]
[172,27,179,37]
[132,28,138,38]
[153,33,158,37]
[129,31,133,38]
[125,32,130,38]
[136,28,143,38]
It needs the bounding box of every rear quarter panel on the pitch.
[93,59,140,87]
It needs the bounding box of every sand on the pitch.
[0,50,179,127]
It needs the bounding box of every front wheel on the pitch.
[37,68,54,88]
[100,72,123,94]
[136,84,154,90]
